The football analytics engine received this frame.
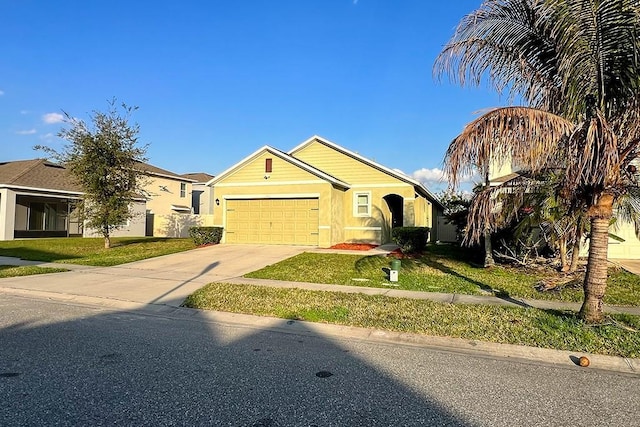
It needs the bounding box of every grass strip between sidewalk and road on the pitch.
[184,282,640,358]
[0,265,69,278]
[0,237,196,266]
[245,248,640,307]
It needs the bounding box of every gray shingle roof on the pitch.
[181,172,215,183]
[134,162,195,181]
[0,159,81,192]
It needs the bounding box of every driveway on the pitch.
[617,259,640,276]
[0,244,307,307]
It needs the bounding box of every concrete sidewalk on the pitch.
[224,276,640,316]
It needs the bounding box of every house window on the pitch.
[354,192,371,217]
[180,182,186,198]
[265,158,273,173]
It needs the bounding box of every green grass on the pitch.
[184,283,640,358]
[0,237,196,266]
[245,245,640,306]
[0,265,69,278]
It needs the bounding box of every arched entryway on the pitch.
[383,194,403,230]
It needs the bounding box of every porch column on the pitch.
[0,189,16,240]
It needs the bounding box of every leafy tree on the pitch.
[36,100,148,248]
[438,189,472,241]
[435,0,640,322]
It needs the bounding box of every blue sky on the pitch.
[1,1,503,192]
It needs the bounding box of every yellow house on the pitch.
[208,136,443,247]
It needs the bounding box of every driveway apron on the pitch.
[617,259,640,276]
[0,244,308,307]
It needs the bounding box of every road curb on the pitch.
[1,285,638,375]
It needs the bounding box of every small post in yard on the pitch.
[389,259,401,282]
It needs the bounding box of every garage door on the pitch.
[225,198,319,245]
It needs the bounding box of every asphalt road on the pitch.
[1,294,638,427]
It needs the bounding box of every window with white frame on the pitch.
[180,182,186,198]
[354,192,371,217]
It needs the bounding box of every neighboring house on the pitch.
[207,135,443,247]
[134,162,198,238]
[0,159,84,240]
[181,172,215,215]
[488,158,640,260]
[0,159,203,241]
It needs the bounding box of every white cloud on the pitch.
[412,167,480,184]
[40,132,55,140]
[411,167,481,192]
[42,112,64,124]
[412,167,446,184]
[16,129,37,135]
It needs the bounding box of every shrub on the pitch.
[391,227,429,253]
[189,226,223,245]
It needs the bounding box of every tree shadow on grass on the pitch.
[360,250,533,309]
[110,237,187,247]
[418,256,532,308]
[0,247,81,262]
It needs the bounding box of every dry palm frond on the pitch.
[444,106,574,188]
[563,109,621,198]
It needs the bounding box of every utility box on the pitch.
[389,269,399,282]
[390,259,401,271]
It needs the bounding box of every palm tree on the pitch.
[435,0,640,323]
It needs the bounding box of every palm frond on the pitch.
[434,0,566,110]
[444,106,574,187]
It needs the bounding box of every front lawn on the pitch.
[184,283,640,358]
[0,265,69,278]
[245,245,640,306]
[0,237,196,266]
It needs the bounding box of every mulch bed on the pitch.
[328,243,379,251]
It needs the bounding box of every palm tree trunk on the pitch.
[483,230,495,267]
[558,236,569,272]
[579,196,613,323]
[569,238,581,273]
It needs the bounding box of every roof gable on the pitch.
[289,135,442,206]
[207,146,349,189]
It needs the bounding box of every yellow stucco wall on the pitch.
[210,144,439,247]
[212,154,337,247]
[292,141,403,185]
[222,151,322,183]
[291,139,437,244]
[341,186,414,244]
[607,219,640,259]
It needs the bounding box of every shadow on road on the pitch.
[0,295,474,426]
